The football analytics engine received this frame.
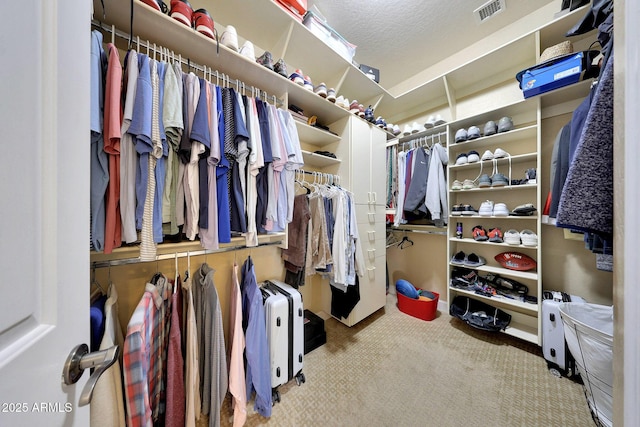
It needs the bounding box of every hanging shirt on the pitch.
[245,97,264,247]
[200,82,220,250]
[165,276,185,427]
[152,61,167,244]
[230,90,249,233]
[183,272,202,427]
[90,30,109,252]
[182,73,202,240]
[426,143,449,226]
[255,99,273,233]
[228,263,247,427]
[191,78,212,231]
[216,85,232,243]
[162,62,183,236]
[120,50,140,244]
[103,43,123,254]
[241,256,272,417]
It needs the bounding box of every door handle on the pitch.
[62,344,119,407]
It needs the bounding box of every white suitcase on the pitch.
[542,291,585,377]
[261,280,305,403]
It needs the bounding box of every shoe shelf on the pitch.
[449,237,538,250]
[397,122,449,144]
[450,183,538,193]
[449,287,538,314]
[450,263,538,281]
[448,125,538,153]
[450,215,538,220]
[449,153,537,171]
[294,121,342,147]
[301,150,341,168]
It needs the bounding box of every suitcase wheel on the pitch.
[295,372,306,386]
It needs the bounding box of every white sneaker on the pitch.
[221,25,239,51]
[481,150,494,161]
[451,180,463,190]
[424,115,436,129]
[479,200,494,216]
[403,125,412,136]
[434,114,446,126]
[504,229,521,245]
[392,124,401,135]
[239,41,255,60]
[493,148,510,159]
[411,122,422,133]
[520,229,538,247]
[493,203,510,216]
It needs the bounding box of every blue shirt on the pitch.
[153,61,166,243]
[215,85,231,243]
[241,257,272,417]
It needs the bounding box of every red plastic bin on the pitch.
[397,289,439,321]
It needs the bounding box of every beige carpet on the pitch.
[216,293,594,427]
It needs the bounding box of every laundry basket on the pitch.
[559,303,613,427]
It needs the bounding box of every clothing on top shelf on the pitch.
[90,41,304,255]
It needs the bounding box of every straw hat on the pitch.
[538,40,573,64]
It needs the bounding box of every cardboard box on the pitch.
[359,64,380,83]
[520,52,584,98]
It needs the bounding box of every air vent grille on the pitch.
[474,0,506,23]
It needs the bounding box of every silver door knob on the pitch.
[62,344,119,406]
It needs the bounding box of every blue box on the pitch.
[520,52,584,98]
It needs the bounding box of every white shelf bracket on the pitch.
[442,75,456,121]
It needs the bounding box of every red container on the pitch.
[397,289,439,321]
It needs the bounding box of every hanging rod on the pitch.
[397,129,448,145]
[90,20,283,107]
[387,226,447,236]
[91,239,284,269]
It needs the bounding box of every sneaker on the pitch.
[467,150,480,163]
[392,124,401,135]
[493,202,509,216]
[289,69,305,85]
[491,173,509,187]
[385,122,394,131]
[274,58,288,77]
[411,122,422,133]
[462,179,477,190]
[504,229,521,245]
[484,120,498,136]
[335,95,346,109]
[340,97,350,110]
[488,228,504,243]
[451,204,464,215]
[239,41,256,60]
[358,104,365,118]
[451,251,467,266]
[256,51,274,70]
[467,126,481,140]
[303,76,314,91]
[326,88,336,102]
[498,116,514,133]
[434,114,446,126]
[478,174,492,188]
[478,200,494,216]
[510,203,537,216]
[451,180,463,190]
[402,125,412,136]
[455,153,468,166]
[220,25,239,51]
[375,116,386,128]
[472,225,489,241]
[455,128,468,143]
[170,0,193,27]
[526,168,537,184]
[481,150,494,161]
[142,0,165,12]
[520,229,538,247]
[464,253,486,267]
[349,100,360,114]
[424,115,436,129]
[493,148,509,159]
[314,82,328,98]
[192,8,215,39]
[461,204,478,215]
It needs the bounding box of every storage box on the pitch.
[303,309,326,354]
[359,64,380,83]
[276,0,307,22]
[303,11,356,63]
[519,52,585,98]
[397,289,439,321]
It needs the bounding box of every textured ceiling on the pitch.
[309,0,557,90]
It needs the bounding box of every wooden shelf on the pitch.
[294,120,342,146]
[449,287,538,314]
[449,153,537,171]
[450,183,538,193]
[301,150,341,168]
[449,237,538,250]
[449,263,538,281]
[448,125,538,153]
[450,215,538,220]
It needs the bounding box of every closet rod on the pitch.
[397,130,448,146]
[91,239,284,269]
[90,19,283,107]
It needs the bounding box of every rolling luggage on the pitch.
[541,291,585,377]
[260,280,305,403]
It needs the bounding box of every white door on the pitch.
[0,1,91,426]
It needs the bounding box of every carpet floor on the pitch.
[215,293,594,427]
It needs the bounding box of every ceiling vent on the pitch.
[474,0,506,24]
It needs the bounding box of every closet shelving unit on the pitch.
[435,7,596,345]
[91,0,389,326]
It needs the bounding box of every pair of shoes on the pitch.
[364,106,375,122]
[479,200,509,216]
[451,180,463,191]
[289,69,305,85]
[491,173,509,187]
[424,114,446,128]
[349,101,365,117]
[484,120,498,136]
[481,148,509,161]
[498,116,514,133]
[478,174,491,188]
[314,82,328,97]
[451,251,486,267]
[454,126,481,143]
[169,2,217,40]
[255,51,274,70]
[503,229,537,246]
[303,76,314,91]
[451,204,464,215]
[402,122,423,135]
[509,203,537,216]
[454,151,480,165]
[335,96,350,110]
[391,124,401,135]
[375,116,387,128]
[462,179,477,190]
[460,204,478,215]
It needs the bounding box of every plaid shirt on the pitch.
[123,282,163,427]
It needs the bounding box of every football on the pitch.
[494,252,537,271]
